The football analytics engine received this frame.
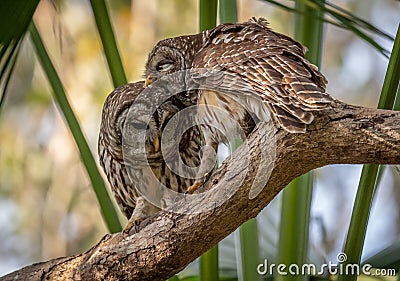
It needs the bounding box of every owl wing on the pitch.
[191,20,333,133]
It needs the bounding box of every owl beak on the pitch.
[153,135,160,152]
[145,75,154,87]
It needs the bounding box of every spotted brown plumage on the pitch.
[145,18,332,133]
[191,18,332,133]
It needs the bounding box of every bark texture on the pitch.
[2,101,400,281]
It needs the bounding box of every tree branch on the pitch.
[2,101,400,281]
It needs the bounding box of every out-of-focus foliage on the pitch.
[29,21,122,233]
[262,0,394,57]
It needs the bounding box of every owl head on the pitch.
[144,33,206,86]
[99,81,181,166]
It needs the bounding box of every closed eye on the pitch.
[155,60,174,72]
[130,122,149,130]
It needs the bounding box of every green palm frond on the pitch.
[29,22,122,233]
[276,2,324,281]
[198,1,219,280]
[89,0,127,87]
[261,0,394,57]
[324,1,393,41]
[200,0,218,31]
[338,23,400,281]
[0,0,124,232]
[219,0,238,23]
[0,0,40,110]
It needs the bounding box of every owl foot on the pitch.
[121,197,159,238]
[187,180,203,194]
[122,217,142,238]
[187,172,209,194]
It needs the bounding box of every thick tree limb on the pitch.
[2,101,400,281]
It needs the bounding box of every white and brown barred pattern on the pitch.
[192,18,333,134]
[98,82,202,220]
[143,18,334,193]
[145,18,333,134]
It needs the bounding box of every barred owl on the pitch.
[98,81,202,232]
[144,18,333,192]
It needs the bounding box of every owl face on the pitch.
[99,82,178,165]
[117,104,160,161]
[124,100,182,163]
[145,44,186,86]
[144,34,206,86]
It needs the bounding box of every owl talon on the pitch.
[122,217,142,238]
[187,180,203,194]
[187,171,209,194]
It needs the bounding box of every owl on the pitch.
[144,18,333,192]
[98,81,203,232]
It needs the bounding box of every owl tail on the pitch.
[269,103,308,133]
